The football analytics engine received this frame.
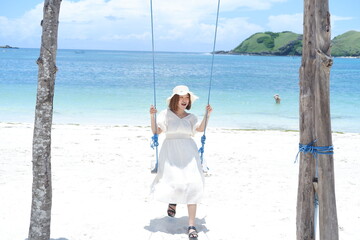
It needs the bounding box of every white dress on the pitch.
[151,109,205,204]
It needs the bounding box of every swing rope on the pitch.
[198,0,221,171]
[295,139,334,237]
[149,0,159,174]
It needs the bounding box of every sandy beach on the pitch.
[0,122,359,240]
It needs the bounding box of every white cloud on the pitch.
[267,13,303,34]
[220,0,287,11]
[0,16,11,37]
[0,4,42,43]
[331,15,353,21]
[217,17,264,50]
[0,0,289,50]
[102,32,150,41]
[331,15,354,34]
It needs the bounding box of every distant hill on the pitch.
[232,31,302,56]
[0,45,19,49]
[219,31,360,57]
[331,31,360,57]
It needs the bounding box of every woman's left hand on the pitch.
[206,104,213,117]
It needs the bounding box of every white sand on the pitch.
[0,122,359,240]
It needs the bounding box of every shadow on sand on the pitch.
[144,216,209,235]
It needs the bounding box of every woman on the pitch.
[150,85,212,239]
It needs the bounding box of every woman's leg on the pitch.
[187,204,198,237]
[187,204,197,226]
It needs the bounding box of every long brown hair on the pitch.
[169,93,192,111]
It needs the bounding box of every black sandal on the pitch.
[188,226,198,239]
[167,203,177,217]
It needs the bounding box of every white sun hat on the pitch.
[166,85,199,104]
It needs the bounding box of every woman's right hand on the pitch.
[150,105,162,134]
[150,105,157,115]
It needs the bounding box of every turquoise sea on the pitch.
[1,48,359,132]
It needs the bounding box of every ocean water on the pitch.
[1,48,359,132]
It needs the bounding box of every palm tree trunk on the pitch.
[297,0,317,238]
[29,1,61,239]
[314,0,339,239]
[297,0,338,239]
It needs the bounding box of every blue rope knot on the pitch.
[198,135,206,157]
[198,134,208,171]
[150,134,159,149]
[295,140,334,163]
[150,133,159,174]
[198,134,206,165]
[200,135,206,146]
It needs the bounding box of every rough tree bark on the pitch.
[297,0,338,239]
[28,1,61,240]
[297,0,317,238]
[314,0,339,239]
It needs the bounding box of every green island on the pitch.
[216,30,360,57]
[0,45,19,49]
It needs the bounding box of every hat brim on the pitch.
[166,92,199,105]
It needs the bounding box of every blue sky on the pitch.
[0,0,359,51]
